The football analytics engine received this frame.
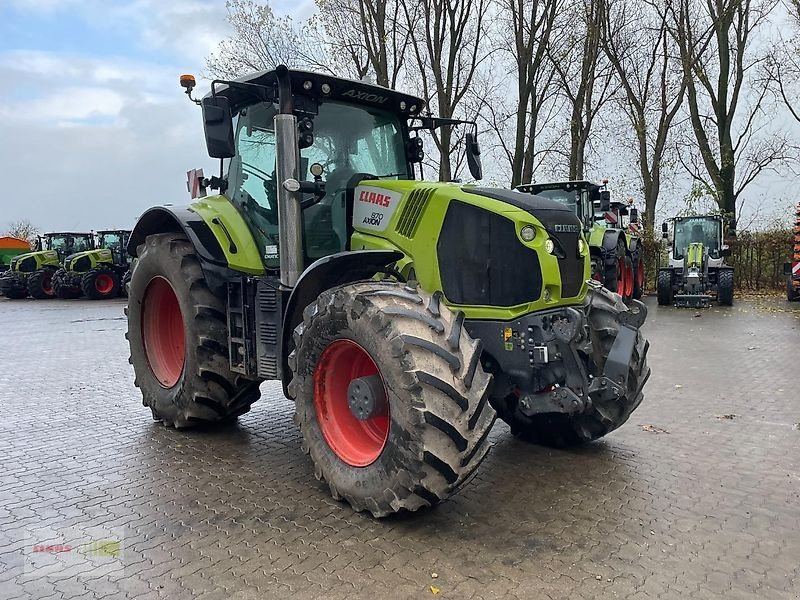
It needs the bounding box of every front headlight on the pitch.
[544,239,555,254]
[520,225,536,242]
[578,239,586,254]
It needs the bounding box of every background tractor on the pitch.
[657,215,734,307]
[53,230,132,299]
[785,202,800,302]
[516,180,644,302]
[0,236,31,272]
[124,67,650,517]
[0,232,94,299]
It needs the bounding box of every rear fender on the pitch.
[128,206,227,267]
[280,250,404,395]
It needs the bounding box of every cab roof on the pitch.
[207,68,426,118]
[45,232,93,237]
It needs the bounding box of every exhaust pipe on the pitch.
[274,65,304,288]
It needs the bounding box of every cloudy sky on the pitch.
[0,0,313,233]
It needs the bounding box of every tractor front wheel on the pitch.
[494,287,650,447]
[718,269,734,306]
[657,270,673,306]
[28,268,57,299]
[82,268,120,300]
[288,281,496,517]
[126,233,261,428]
[53,268,81,299]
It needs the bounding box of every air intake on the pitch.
[396,187,434,238]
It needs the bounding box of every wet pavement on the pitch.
[0,295,799,599]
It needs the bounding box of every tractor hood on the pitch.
[9,250,59,272]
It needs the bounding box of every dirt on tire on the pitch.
[126,233,261,428]
[288,280,496,517]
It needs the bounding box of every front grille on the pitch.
[17,257,36,273]
[437,201,542,306]
[533,209,585,298]
[397,187,434,238]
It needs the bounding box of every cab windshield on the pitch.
[534,189,578,213]
[99,233,126,252]
[48,235,92,255]
[227,100,408,268]
[673,218,721,258]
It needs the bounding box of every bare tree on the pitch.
[665,0,787,224]
[206,0,326,78]
[489,0,562,187]
[402,0,490,181]
[314,0,412,87]
[4,220,39,247]
[765,1,800,123]
[600,0,687,226]
[548,0,618,180]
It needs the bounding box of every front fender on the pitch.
[280,249,404,395]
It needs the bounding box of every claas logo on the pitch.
[359,190,392,207]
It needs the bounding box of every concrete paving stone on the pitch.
[1,296,799,598]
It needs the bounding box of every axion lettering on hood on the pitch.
[353,186,403,233]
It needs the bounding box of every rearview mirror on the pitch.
[630,207,639,223]
[201,96,235,159]
[465,132,482,181]
[784,262,793,276]
[599,190,611,212]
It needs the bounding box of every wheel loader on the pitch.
[517,180,645,302]
[657,215,734,307]
[125,66,651,517]
[784,202,800,302]
[0,232,94,299]
[53,230,132,299]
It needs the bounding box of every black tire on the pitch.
[717,269,734,306]
[632,255,644,300]
[81,267,120,300]
[788,278,799,302]
[656,270,673,306]
[126,233,261,428]
[120,269,131,298]
[493,287,650,447]
[0,273,27,299]
[53,268,81,299]
[28,268,57,299]
[288,280,496,517]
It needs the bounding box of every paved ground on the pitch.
[0,295,799,600]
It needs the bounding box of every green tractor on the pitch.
[125,67,650,517]
[517,180,644,302]
[657,215,734,307]
[0,232,94,299]
[53,230,132,299]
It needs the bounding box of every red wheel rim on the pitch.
[142,276,185,388]
[636,260,644,291]
[42,274,54,296]
[624,260,634,297]
[95,274,114,294]
[313,339,389,467]
[617,257,626,295]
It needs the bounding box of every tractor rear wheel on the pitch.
[718,269,734,306]
[605,240,632,301]
[788,278,799,302]
[657,270,673,305]
[53,268,81,299]
[288,280,496,517]
[0,272,27,299]
[126,233,261,428]
[82,268,120,300]
[494,287,650,447]
[28,268,56,299]
[632,257,644,300]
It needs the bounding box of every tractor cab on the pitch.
[97,230,132,266]
[42,232,95,260]
[516,180,610,233]
[182,68,481,274]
